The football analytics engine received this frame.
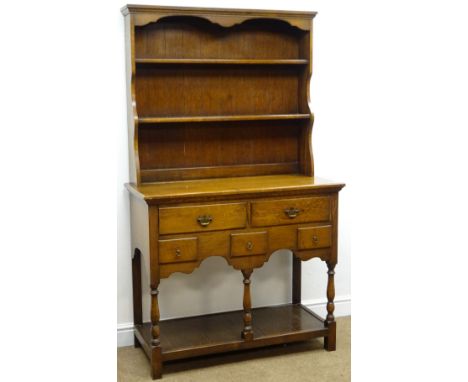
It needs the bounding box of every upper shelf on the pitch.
[138,114,311,124]
[135,58,308,65]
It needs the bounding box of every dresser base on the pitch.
[134,304,332,363]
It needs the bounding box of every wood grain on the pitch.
[159,202,247,235]
[126,175,345,203]
[136,58,308,65]
[292,254,301,304]
[230,231,268,257]
[132,249,143,348]
[138,120,302,182]
[241,269,254,340]
[138,113,310,123]
[135,65,300,117]
[324,261,336,351]
[122,5,316,31]
[297,225,332,250]
[135,304,327,361]
[158,237,198,264]
[140,163,300,183]
[157,223,332,278]
[125,5,316,186]
[251,196,330,227]
[134,16,305,59]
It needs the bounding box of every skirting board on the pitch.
[117,296,351,348]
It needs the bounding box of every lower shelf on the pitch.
[135,304,329,362]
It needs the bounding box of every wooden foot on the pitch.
[151,346,163,379]
[241,269,254,340]
[241,329,254,341]
[324,321,336,351]
[134,334,141,348]
[324,261,336,351]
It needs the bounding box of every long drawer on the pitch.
[251,196,330,227]
[159,202,247,235]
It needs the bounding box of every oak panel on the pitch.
[251,196,331,227]
[158,237,198,264]
[297,225,332,250]
[140,162,300,183]
[159,202,247,235]
[156,224,332,273]
[230,231,268,257]
[126,175,345,203]
[138,120,301,171]
[135,17,304,60]
[135,304,328,361]
[136,65,300,117]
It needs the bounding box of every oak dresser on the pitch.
[122,4,345,379]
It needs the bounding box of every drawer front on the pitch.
[159,237,198,264]
[251,197,330,227]
[231,231,268,257]
[297,225,332,250]
[159,203,247,235]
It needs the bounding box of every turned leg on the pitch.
[324,261,336,351]
[241,269,254,341]
[292,254,301,304]
[150,285,163,379]
[132,249,142,348]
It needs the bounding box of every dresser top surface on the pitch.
[126,174,344,203]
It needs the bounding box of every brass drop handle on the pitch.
[246,241,253,251]
[284,207,300,219]
[197,215,213,227]
[175,249,181,257]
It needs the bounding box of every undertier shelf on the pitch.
[135,58,309,65]
[135,304,328,361]
[138,114,311,124]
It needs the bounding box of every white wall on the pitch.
[117,0,352,346]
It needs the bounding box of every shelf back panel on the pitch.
[135,17,305,60]
[136,65,300,117]
[138,120,302,182]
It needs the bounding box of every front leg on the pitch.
[324,261,336,351]
[150,285,162,379]
[241,269,254,341]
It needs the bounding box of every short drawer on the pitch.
[231,231,268,257]
[159,237,198,264]
[251,197,330,227]
[297,225,332,250]
[159,202,247,235]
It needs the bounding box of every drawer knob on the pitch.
[246,241,253,251]
[175,249,181,257]
[284,207,300,219]
[312,236,318,243]
[197,215,213,227]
